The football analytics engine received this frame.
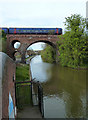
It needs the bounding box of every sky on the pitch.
[0,0,87,50]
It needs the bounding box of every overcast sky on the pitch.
[0,0,87,50]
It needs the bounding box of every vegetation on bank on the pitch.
[41,14,88,68]
[57,14,88,68]
[41,45,56,63]
[16,63,30,82]
[16,63,31,109]
[0,30,7,53]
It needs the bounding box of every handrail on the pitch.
[15,80,31,84]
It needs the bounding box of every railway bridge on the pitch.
[7,34,61,63]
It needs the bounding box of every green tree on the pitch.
[0,30,7,52]
[41,44,56,63]
[57,14,88,68]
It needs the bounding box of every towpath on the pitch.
[17,105,43,119]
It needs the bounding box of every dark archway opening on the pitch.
[13,51,21,62]
[11,40,21,49]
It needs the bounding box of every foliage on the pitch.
[57,14,88,68]
[41,44,56,63]
[2,30,7,39]
[0,30,7,52]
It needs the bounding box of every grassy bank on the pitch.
[16,63,32,110]
[16,63,30,82]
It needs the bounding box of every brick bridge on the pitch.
[7,34,60,63]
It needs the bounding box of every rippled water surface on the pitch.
[30,55,87,118]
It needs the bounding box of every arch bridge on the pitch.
[7,34,60,63]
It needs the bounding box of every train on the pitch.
[1,27,62,35]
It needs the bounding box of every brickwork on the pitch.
[0,52,16,119]
[6,34,60,63]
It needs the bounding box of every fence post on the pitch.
[37,82,44,118]
[15,82,17,106]
[30,81,33,105]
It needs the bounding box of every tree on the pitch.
[41,44,56,63]
[57,14,88,68]
[0,30,6,53]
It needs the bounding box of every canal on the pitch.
[30,55,87,118]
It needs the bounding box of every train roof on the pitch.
[1,27,62,29]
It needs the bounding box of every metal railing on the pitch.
[38,82,44,117]
[15,80,32,109]
[31,79,44,118]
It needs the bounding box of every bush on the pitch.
[57,14,88,68]
[41,45,56,63]
[0,30,7,53]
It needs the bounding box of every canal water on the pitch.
[30,55,87,118]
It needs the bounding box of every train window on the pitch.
[60,29,62,32]
[44,30,47,32]
[23,30,26,32]
[26,30,29,32]
[18,30,21,32]
[35,30,38,32]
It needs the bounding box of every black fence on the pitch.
[15,80,44,117]
[15,81,32,109]
[31,80,44,118]
[38,82,44,117]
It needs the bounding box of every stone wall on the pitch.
[0,52,16,119]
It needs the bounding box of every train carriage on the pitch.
[2,28,8,34]
[1,27,62,35]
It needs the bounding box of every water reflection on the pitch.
[43,95,66,118]
[30,55,87,118]
[30,55,53,82]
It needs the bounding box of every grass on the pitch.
[16,64,30,82]
[16,63,32,110]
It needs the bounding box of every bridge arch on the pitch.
[13,51,21,62]
[20,40,57,63]
[26,40,56,50]
[7,34,60,63]
[13,50,21,59]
